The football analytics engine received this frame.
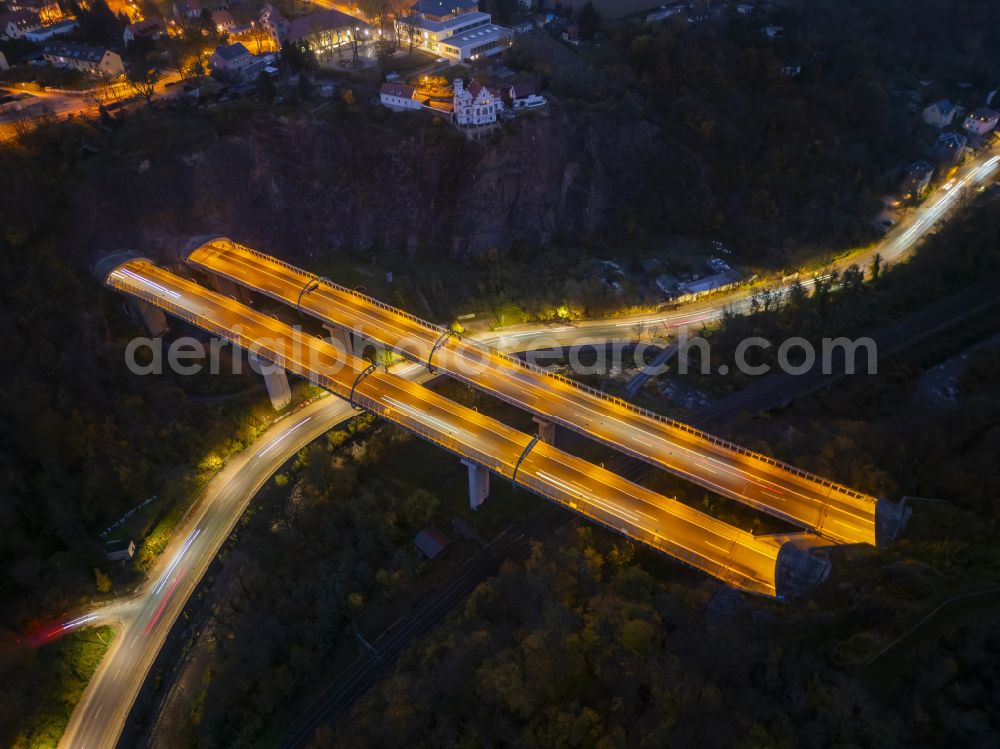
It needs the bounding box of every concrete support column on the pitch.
[208,274,252,305]
[324,323,355,355]
[461,459,490,511]
[532,416,556,445]
[130,300,168,338]
[249,352,292,410]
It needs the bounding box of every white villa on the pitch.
[454,78,502,127]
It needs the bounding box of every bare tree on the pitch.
[126,68,160,107]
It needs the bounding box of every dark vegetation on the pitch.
[508,0,1000,263]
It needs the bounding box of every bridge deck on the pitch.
[107,259,831,599]
[187,239,881,546]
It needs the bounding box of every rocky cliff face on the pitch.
[71,105,697,263]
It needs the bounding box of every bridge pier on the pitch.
[249,352,292,410]
[461,459,490,510]
[324,323,356,355]
[130,300,169,337]
[207,273,253,305]
[532,416,556,445]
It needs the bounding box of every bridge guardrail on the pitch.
[463,337,876,505]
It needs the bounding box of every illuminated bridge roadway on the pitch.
[186,238,909,547]
[105,257,831,600]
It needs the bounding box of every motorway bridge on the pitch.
[104,256,833,599]
[185,238,909,547]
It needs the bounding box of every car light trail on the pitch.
[154,528,201,595]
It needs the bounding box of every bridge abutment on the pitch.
[249,352,292,410]
[461,459,490,510]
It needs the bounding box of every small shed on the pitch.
[104,538,136,563]
[414,527,452,560]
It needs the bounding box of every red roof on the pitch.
[380,82,416,99]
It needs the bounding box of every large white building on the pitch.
[398,0,511,62]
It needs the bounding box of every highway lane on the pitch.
[187,241,881,546]
[107,260,812,598]
[58,390,374,749]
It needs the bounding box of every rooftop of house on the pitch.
[509,81,538,98]
[414,527,451,559]
[380,82,417,98]
[43,42,111,62]
[213,42,251,61]
[929,98,955,114]
[285,9,360,42]
[126,16,164,33]
[1,8,40,28]
[967,107,999,122]
[936,131,968,148]
[35,18,77,32]
[104,538,134,554]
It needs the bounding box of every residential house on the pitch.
[508,80,545,109]
[963,107,999,136]
[932,131,968,164]
[762,25,784,40]
[174,0,228,22]
[0,50,8,71]
[0,9,41,40]
[212,9,235,34]
[104,539,136,563]
[124,17,166,45]
[899,160,934,200]
[379,81,422,111]
[24,18,77,41]
[258,4,288,42]
[676,270,743,300]
[454,78,502,126]
[736,3,756,14]
[646,3,685,23]
[42,43,125,76]
[8,0,60,24]
[209,41,252,76]
[512,19,533,34]
[923,98,956,128]
[561,24,580,44]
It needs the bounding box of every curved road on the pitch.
[58,145,999,747]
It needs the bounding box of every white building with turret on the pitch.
[453,78,503,127]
